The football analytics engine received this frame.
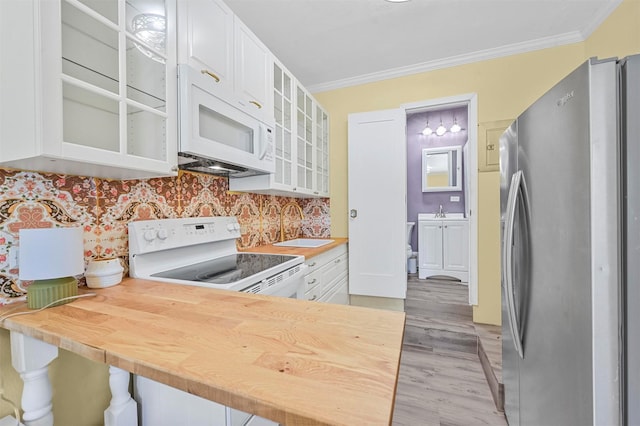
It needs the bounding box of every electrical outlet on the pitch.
[450,196,460,202]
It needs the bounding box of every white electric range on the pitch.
[128,217,306,298]
[128,216,303,426]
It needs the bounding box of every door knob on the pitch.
[350,209,358,218]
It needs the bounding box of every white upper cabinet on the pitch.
[177,0,272,124]
[315,105,330,196]
[233,18,272,124]
[178,0,234,96]
[229,59,329,198]
[0,0,178,179]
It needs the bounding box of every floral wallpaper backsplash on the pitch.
[0,167,330,302]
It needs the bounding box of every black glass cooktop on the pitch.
[151,253,297,284]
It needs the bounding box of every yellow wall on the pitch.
[0,328,110,423]
[315,0,640,325]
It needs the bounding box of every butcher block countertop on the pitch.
[0,277,405,425]
[241,238,348,258]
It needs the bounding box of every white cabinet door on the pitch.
[348,109,407,299]
[442,220,469,272]
[234,18,272,123]
[295,84,315,194]
[273,60,294,188]
[0,0,177,179]
[418,221,443,278]
[179,0,234,96]
[135,376,227,426]
[418,219,469,282]
[314,104,330,197]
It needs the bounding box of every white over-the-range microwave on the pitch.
[177,64,275,177]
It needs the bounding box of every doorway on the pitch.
[403,94,478,305]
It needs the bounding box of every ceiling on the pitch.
[223,0,621,92]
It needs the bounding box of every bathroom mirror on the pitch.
[422,146,462,192]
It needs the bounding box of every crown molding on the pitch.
[309,32,584,93]
[309,0,623,95]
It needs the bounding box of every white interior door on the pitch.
[347,109,406,299]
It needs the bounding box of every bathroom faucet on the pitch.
[435,204,445,218]
[280,201,304,242]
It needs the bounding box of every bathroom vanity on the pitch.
[417,213,469,282]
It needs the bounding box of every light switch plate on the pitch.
[450,196,460,202]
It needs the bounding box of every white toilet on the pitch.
[407,222,416,273]
[406,222,415,258]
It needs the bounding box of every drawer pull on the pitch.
[307,262,316,267]
[335,259,341,263]
[308,278,317,285]
[310,295,317,301]
[201,69,220,83]
[249,100,263,109]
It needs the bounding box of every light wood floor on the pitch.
[392,276,507,426]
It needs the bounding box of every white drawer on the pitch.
[304,244,347,275]
[318,253,348,294]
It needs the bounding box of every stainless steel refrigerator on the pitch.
[500,55,639,426]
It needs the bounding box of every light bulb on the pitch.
[421,121,432,136]
[436,122,447,136]
[450,118,461,133]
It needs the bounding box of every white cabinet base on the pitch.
[418,268,469,282]
[418,217,469,283]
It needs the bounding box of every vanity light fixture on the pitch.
[131,13,166,64]
[436,120,447,136]
[385,0,411,3]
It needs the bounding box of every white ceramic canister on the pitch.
[85,258,124,288]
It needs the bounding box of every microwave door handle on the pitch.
[258,125,269,160]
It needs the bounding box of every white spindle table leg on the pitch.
[104,366,138,426]
[9,332,58,426]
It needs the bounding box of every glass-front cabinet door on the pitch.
[60,0,176,174]
[296,84,314,192]
[315,105,329,196]
[0,0,177,179]
[273,62,293,187]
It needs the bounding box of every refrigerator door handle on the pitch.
[503,170,530,359]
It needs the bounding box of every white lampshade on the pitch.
[19,227,84,280]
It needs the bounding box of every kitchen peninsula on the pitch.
[0,278,405,425]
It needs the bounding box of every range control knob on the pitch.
[157,229,168,240]
[143,229,157,242]
[227,223,235,232]
[234,223,241,231]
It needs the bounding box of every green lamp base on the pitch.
[27,277,78,309]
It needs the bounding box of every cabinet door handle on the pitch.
[201,69,220,82]
[249,100,263,109]
[334,258,341,264]
[350,209,358,218]
[310,295,317,301]
[308,278,317,285]
[307,262,316,267]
